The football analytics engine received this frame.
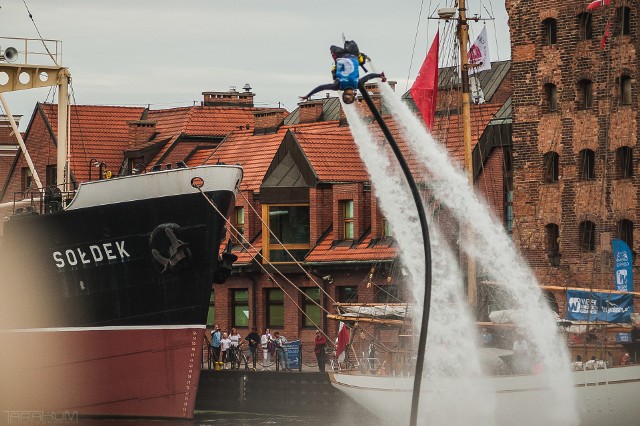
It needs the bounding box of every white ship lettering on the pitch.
[52,240,131,269]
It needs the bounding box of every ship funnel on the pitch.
[0,47,18,63]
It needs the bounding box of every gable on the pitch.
[261,130,317,204]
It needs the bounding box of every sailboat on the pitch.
[0,38,241,418]
[327,2,640,425]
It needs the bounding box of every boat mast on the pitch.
[57,71,70,193]
[456,0,477,308]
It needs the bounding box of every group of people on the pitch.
[210,325,301,371]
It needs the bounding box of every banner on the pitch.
[566,290,633,323]
[612,239,633,292]
[410,30,439,130]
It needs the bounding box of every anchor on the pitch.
[150,223,191,273]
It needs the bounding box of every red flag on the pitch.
[336,321,349,362]
[600,20,611,49]
[586,0,610,11]
[410,30,439,130]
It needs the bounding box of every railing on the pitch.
[12,187,74,215]
[0,36,62,66]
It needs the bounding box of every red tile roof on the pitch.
[305,230,397,263]
[40,103,146,182]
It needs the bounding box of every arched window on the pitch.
[619,75,632,105]
[544,83,558,111]
[578,79,593,109]
[579,220,596,251]
[543,18,558,46]
[616,146,633,179]
[618,219,633,249]
[579,149,595,180]
[616,7,631,36]
[543,151,560,182]
[578,13,593,40]
[545,223,560,255]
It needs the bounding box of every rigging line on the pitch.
[69,82,91,174]
[196,190,338,348]
[20,0,58,66]
[482,0,501,62]
[237,189,339,306]
[404,0,427,93]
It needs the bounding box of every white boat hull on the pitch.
[330,365,640,425]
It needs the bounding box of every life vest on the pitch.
[335,55,360,90]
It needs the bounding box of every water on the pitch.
[338,81,578,424]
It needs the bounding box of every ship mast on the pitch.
[456,0,478,308]
[0,38,69,195]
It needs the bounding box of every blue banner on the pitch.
[284,340,301,369]
[612,239,633,292]
[616,333,633,343]
[566,290,633,323]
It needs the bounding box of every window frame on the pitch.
[579,149,595,180]
[337,286,358,303]
[266,288,284,328]
[620,75,632,105]
[577,13,593,41]
[579,220,596,252]
[543,151,560,183]
[616,146,633,179]
[231,289,250,328]
[302,287,321,328]
[617,6,631,36]
[544,83,559,112]
[542,18,558,46]
[578,79,593,109]
[545,223,560,256]
[235,206,245,241]
[261,203,310,263]
[21,167,33,192]
[618,219,634,250]
[343,200,354,240]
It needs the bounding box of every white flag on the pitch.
[470,77,485,104]
[468,27,491,73]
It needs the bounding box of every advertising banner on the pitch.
[566,290,633,323]
[612,239,633,292]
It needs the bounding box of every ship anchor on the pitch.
[150,224,192,273]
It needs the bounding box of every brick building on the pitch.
[506,0,639,320]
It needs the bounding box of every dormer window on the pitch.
[235,206,245,240]
[263,204,310,263]
[543,18,557,46]
[343,200,354,240]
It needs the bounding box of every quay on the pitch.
[196,368,373,418]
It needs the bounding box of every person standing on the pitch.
[512,335,529,374]
[314,330,327,373]
[245,327,260,370]
[272,331,289,371]
[229,328,242,369]
[261,328,272,370]
[210,324,222,366]
[220,332,231,369]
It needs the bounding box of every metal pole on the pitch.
[57,69,70,193]
[357,79,432,426]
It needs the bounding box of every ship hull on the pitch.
[0,165,242,419]
[330,365,640,425]
[1,325,204,419]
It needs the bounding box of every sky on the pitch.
[0,0,511,131]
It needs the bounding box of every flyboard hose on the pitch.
[357,77,432,426]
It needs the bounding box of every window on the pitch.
[235,206,245,240]
[579,220,596,251]
[578,13,593,40]
[302,288,321,328]
[21,167,33,192]
[128,156,145,174]
[544,83,558,112]
[578,79,593,109]
[620,75,632,105]
[374,285,401,303]
[382,218,393,237]
[617,146,633,179]
[543,18,557,46]
[206,290,215,327]
[616,7,631,36]
[543,152,560,183]
[545,223,560,256]
[263,204,310,263]
[45,165,57,189]
[343,200,354,240]
[338,286,358,303]
[505,190,514,233]
[618,219,633,250]
[231,289,249,327]
[579,149,595,180]
[266,288,284,328]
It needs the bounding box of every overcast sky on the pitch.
[0,0,510,130]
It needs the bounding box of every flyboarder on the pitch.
[300,39,386,104]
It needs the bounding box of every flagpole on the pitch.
[457,0,478,309]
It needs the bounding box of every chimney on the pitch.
[298,99,324,123]
[127,119,157,148]
[252,109,286,134]
[202,86,255,107]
